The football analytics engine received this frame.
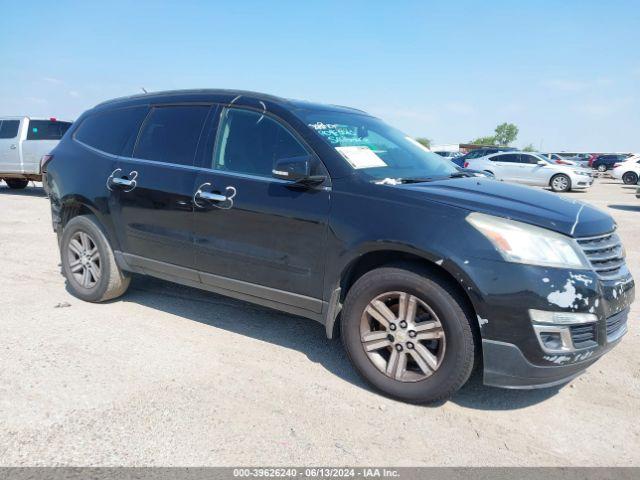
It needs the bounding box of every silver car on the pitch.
[465,151,594,192]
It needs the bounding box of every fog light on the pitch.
[529,310,597,325]
[539,332,563,350]
[532,324,575,353]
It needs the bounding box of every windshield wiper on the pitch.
[398,177,435,184]
[448,171,471,178]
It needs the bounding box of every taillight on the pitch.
[555,159,571,165]
[40,154,54,173]
[464,161,469,168]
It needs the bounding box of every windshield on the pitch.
[299,110,457,181]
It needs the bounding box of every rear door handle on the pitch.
[9,144,16,150]
[194,183,236,209]
[107,168,138,192]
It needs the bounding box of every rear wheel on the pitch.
[5,179,29,189]
[60,215,130,302]
[622,171,638,185]
[550,174,571,192]
[341,266,476,403]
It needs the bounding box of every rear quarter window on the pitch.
[26,120,72,140]
[74,107,149,156]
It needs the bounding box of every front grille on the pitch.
[576,231,626,279]
[606,310,628,342]
[570,323,597,349]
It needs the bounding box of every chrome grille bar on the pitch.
[577,231,626,279]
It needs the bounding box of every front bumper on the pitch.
[450,256,634,389]
[483,308,629,388]
[569,173,594,189]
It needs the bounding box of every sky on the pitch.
[1,0,639,152]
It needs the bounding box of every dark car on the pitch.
[453,146,516,167]
[43,90,634,403]
[592,154,632,172]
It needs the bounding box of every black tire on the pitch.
[60,215,130,302]
[597,164,607,172]
[5,179,29,189]
[341,266,476,403]
[622,171,638,185]
[550,173,571,192]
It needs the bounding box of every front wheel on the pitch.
[597,164,607,172]
[550,174,571,192]
[60,215,130,302]
[622,172,638,185]
[341,266,476,403]
[5,179,29,189]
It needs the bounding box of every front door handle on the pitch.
[194,183,236,209]
[9,144,16,150]
[107,168,138,192]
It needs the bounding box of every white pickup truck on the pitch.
[0,117,72,189]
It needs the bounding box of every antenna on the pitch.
[140,87,147,94]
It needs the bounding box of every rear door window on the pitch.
[134,105,210,166]
[75,107,148,156]
[0,120,20,139]
[26,120,72,140]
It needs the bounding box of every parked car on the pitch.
[44,89,634,403]
[453,146,516,167]
[0,117,72,188]
[592,154,632,172]
[542,153,578,166]
[611,155,640,184]
[433,151,461,161]
[464,151,594,192]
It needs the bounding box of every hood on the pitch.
[398,178,614,237]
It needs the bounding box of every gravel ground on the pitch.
[0,179,638,466]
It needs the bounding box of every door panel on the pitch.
[192,171,330,302]
[521,154,551,186]
[108,104,212,269]
[192,106,330,303]
[0,119,23,172]
[109,160,199,268]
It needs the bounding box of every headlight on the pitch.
[576,171,590,176]
[466,212,590,269]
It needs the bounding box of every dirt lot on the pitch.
[0,179,638,466]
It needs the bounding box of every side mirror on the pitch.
[537,160,547,166]
[272,156,325,185]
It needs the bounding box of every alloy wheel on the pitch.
[552,175,569,191]
[360,291,446,382]
[597,165,607,172]
[622,172,638,185]
[67,231,101,288]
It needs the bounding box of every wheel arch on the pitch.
[326,246,483,344]
[57,195,121,251]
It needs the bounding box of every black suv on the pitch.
[592,154,632,172]
[44,90,634,403]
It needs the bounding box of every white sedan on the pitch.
[611,155,640,184]
[464,151,594,192]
